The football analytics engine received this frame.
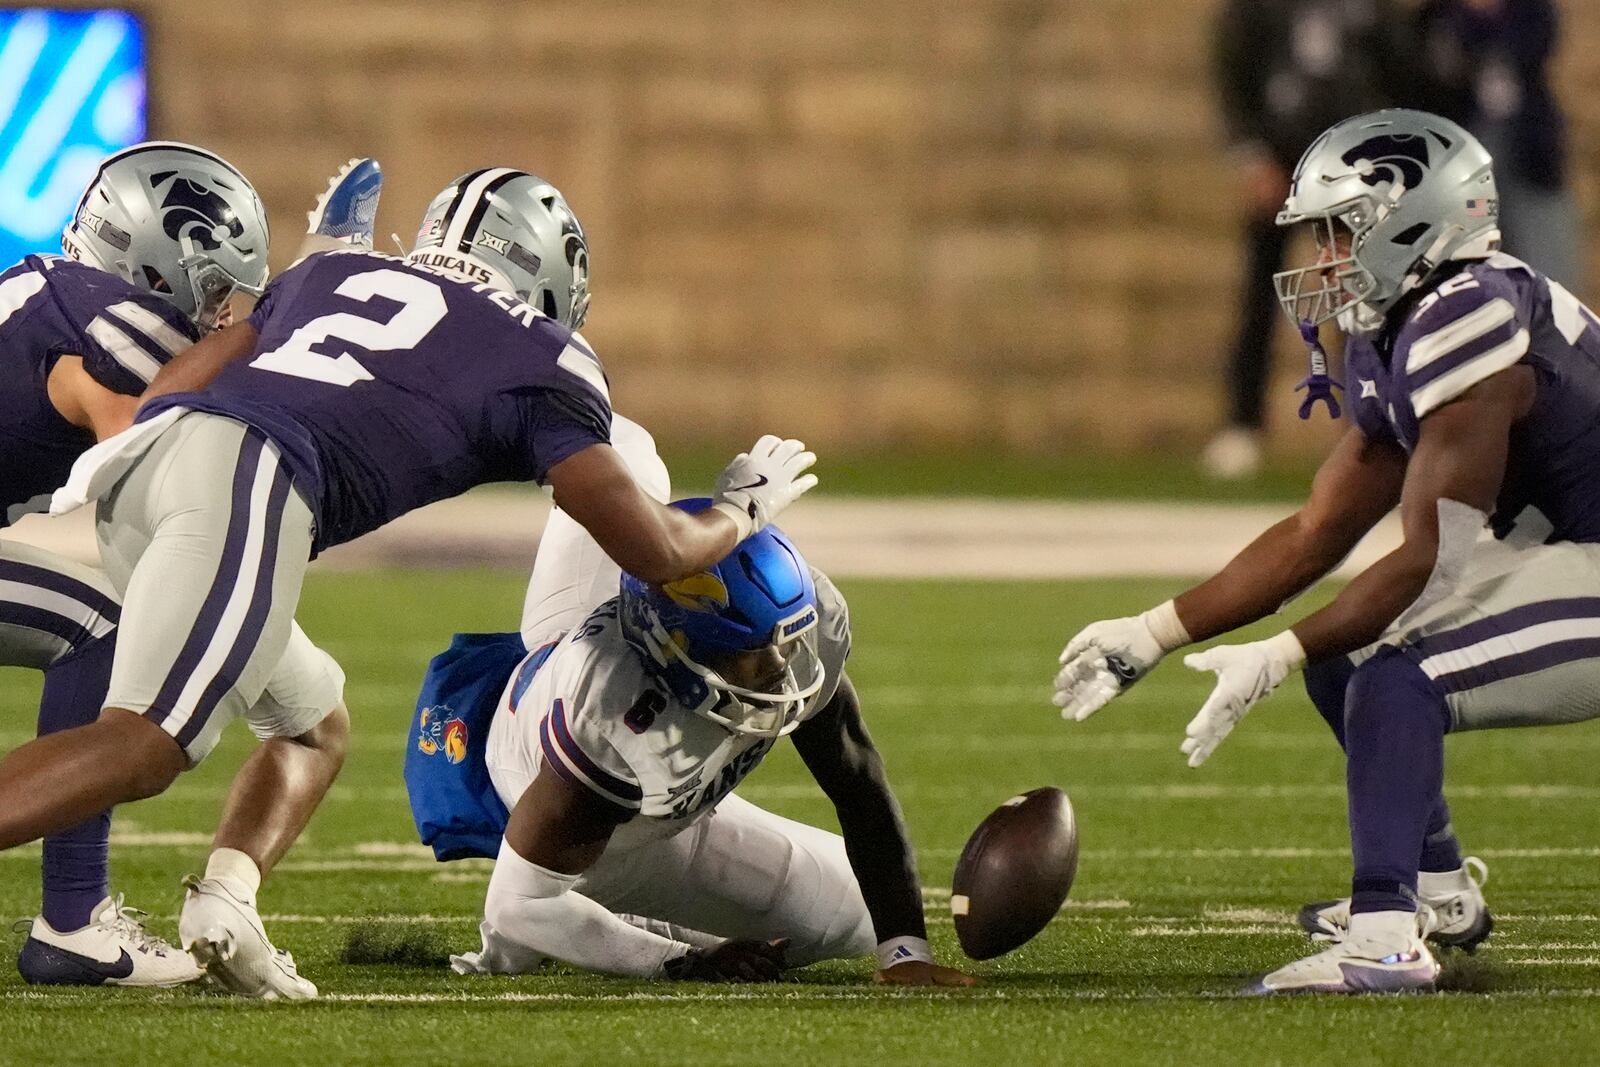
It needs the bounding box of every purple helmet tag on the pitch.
[1295,320,1343,420]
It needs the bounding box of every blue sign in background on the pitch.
[0,9,145,268]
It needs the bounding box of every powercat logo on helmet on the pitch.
[1341,133,1431,191]
[153,173,246,251]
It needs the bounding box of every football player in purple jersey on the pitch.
[0,168,817,999]
[1,145,379,993]
[1054,109,1600,993]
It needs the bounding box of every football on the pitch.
[950,787,1079,960]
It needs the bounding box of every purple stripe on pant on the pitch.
[1426,636,1600,695]
[0,602,99,655]
[175,463,294,750]
[0,557,120,627]
[1412,597,1600,659]
[143,432,265,729]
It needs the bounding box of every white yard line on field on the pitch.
[10,985,1600,1007]
[1129,925,1287,936]
[138,781,1600,806]
[9,986,1596,1006]
[5,495,1399,579]
[6,837,1592,865]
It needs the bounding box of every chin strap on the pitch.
[1295,320,1343,420]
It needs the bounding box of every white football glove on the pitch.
[712,435,818,540]
[1053,601,1190,722]
[1179,630,1306,767]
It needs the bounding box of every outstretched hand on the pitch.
[1053,614,1168,721]
[1179,631,1306,767]
[712,435,819,538]
[668,938,789,982]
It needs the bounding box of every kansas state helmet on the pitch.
[62,141,269,331]
[1274,109,1499,335]
[407,169,590,329]
[620,500,826,738]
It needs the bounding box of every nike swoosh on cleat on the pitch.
[21,940,135,983]
[77,948,135,980]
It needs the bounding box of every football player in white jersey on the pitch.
[409,508,972,984]
[389,172,964,983]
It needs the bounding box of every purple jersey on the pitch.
[0,255,195,525]
[1346,254,1600,542]
[143,250,612,553]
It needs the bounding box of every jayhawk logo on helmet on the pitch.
[661,572,730,613]
[417,706,469,765]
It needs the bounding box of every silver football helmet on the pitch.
[61,141,269,331]
[406,169,590,329]
[1274,109,1499,335]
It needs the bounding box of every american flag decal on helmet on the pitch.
[1465,198,1494,217]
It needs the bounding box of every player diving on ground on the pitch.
[1053,109,1600,994]
[408,505,973,985]
[397,176,970,985]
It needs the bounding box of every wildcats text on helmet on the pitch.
[330,249,546,329]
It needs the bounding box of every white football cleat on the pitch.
[16,894,203,987]
[1299,857,1493,951]
[1252,910,1439,995]
[179,875,317,1001]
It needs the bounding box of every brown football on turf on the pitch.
[950,786,1078,960]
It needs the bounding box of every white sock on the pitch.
[1418,865,1469,896]
[1347,910,1417,952]
[205,848,262,901]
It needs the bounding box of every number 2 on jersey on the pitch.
[250,269,447,385]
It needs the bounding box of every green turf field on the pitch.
[662,447,1323,502]
[2,570,1597,1066]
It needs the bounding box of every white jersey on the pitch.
[485,570,852,853]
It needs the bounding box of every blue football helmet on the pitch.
[620,500,826,738]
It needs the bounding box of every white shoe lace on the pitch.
[1463,856,1489,890]
[97,894,173,954]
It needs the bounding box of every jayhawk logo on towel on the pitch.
[417,706,469,765]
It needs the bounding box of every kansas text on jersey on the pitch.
[486,571,853,854]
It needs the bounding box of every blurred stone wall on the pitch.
[120,0,1599,454]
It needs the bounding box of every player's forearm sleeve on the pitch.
[482,840,693,979]
[617,913,724,950]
